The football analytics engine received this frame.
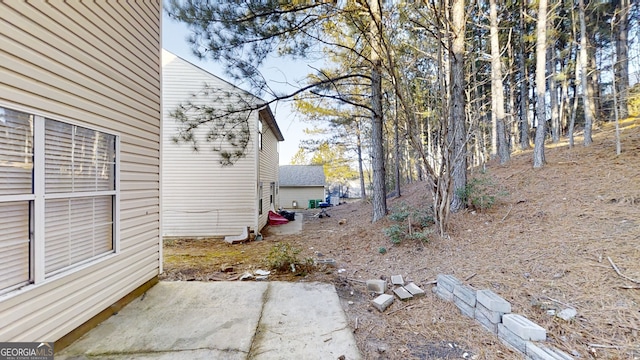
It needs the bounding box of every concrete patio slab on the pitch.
[56,281,361,360]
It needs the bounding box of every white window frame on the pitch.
[0,103,120,295]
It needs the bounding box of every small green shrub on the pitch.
[388,203,411,222]
[265,243,313,273]
[378,247,387,254]
[408,229,432,243]
[455,173,507,211]
[384,224,405,244]
[384,202,434,245]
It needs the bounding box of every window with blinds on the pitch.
[0,107,33,292]
[0,106,118,293]
[44,120,116,275]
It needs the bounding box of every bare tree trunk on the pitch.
[579,0,593,146]
[616,0,630,119]
[355,126,366,199]
[549,47,560,143]
[394,96,401,197]
[448,0,467,212]
[490,0,510,165]
[569,11,579,148]
[369,0,386,221]
[559,70,569,136]
[533,0,547,168]
[612,15,622,155]
[518,1,530,150]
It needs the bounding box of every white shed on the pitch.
[279,165,326,209]
[162,50,284,238]
[0,1,161,348]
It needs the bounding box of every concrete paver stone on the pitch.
[371,294,394,312]
[502,314,546,341]
[391,275,404,285]
[476,289,511,313]
[526,342,575,360]
[366,279,386,294]
[393,286,413,300]
[498,323,527,354]
[453,284,477,307]
[436,274,461,292]
[475,302,504,324]
[404,283,425,296]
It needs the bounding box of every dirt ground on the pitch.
[162,117,640,359]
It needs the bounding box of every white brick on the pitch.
[476,289,511,313]
[391,275,404,285]
[498,323,526,354]
[393,286,413,300]
[502,314,546,341]
[453,284,476,307]
[436,274,461,292]
[366,279,386,294]
[476,302,504,324]
[475,307,498,334]
[371,294,394,312]
[526,342,574,360]
[453,295,475,318]
[404,283,425,297]
[435,288,453,302]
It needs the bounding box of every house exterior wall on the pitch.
[0,1,161,342]
[280,187,326,210]
[258,112,280,230]
[162,50,260,237]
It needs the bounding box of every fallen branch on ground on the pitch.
[607,256,640,284]
[501,204,513,222]
[540,295,573,309]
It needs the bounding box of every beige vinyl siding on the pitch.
[162,51,258,237]
[280,187,326,210]
[0,1,161,343]
[258,114,281,231]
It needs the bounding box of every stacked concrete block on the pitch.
[526,343,574,360]
[435,274,461,302]
[499,314,546,353]
[475,289,511,334]
[431,274,570,360]
[453,284,477,318]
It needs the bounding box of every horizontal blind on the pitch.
[45,121,115,193]
[44,196,113,274]
[0,202,30,291]
[0,107,33,196]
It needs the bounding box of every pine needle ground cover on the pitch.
[163,117,640,359]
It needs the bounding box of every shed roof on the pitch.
[279,165,326,186]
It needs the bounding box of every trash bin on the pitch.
[292,200,298,209]
[308,199,316,209]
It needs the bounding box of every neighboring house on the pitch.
[0,1,161,347]
[162,49,284,238]
[279,165,326,209]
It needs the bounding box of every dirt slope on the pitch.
[162,117,640,359]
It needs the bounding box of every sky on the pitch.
[161,12,317,165]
